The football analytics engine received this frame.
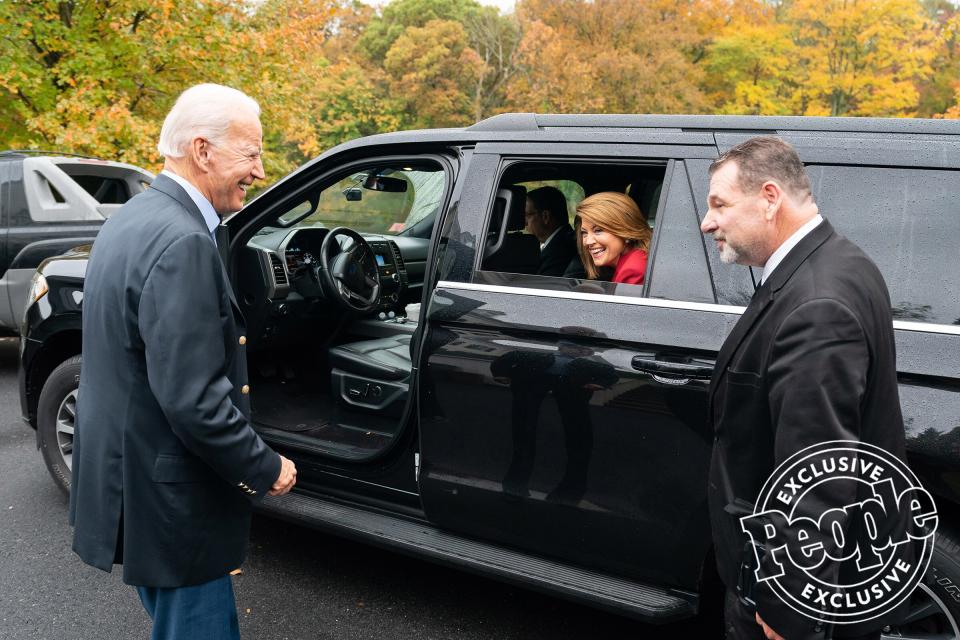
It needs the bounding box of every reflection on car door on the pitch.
[417,155,729,590]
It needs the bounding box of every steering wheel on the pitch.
[312,227,381,313]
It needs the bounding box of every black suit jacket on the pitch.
[707,219,905,638]
[70,174,281,587]
[538,224,577,277]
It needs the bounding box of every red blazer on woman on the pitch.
[613,248,648,285]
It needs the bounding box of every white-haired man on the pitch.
[70,84,296,639]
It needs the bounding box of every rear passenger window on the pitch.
[68,175,131,204]
[808,165,960,326]
[476,161,666,297]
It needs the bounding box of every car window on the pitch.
[808,165,960,326]
[475,160,666,297]
[515,180,585,224]
[292,165,445,235]
[65,175,131,204]
[20,158,148,222]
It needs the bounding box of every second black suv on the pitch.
[0,151,152,334]
[20,114,960,635]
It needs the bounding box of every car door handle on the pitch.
[631,356,714,381]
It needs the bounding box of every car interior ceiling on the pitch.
[238,160,666,461]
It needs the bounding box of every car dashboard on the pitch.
[238,226,424,350]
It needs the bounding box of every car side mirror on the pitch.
[343,187,362,202]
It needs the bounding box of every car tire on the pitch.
[37,355,81,495]
[887,523,960,637]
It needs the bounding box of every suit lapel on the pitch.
[150,174,243,319]
[221,267,243,323]
[709,219,837,403]
[149,174,210,235]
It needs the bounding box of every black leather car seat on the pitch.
[328,334,412,381]
[327,334,412,417]
[482,185,540,274]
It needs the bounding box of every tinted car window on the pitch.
[686,158,756,307]
[808,165,960,326]
[645,161,714,304]
[69,175,130,204]
[477,161,665,297]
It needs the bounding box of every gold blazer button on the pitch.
[241,384,250,395]
[238,336,247,345]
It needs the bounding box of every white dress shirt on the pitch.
[160,170,220,245]
[540,225,563,251]
[761,214,823,285]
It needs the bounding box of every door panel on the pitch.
[418,285,728,588]
[418,151,731,588]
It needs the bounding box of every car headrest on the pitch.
[485,185,530,260]
[504,185,527,232]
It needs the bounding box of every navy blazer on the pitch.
[70,174,281,588]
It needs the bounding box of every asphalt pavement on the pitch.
[0,337,693,639]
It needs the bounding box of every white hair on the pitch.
[157,84,260,159]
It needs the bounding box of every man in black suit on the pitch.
[525,186,577,276]
[70,84,296,639]
[700,137,905,640]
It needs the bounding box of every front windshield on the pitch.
[289,165,445,235]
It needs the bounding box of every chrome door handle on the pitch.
[631,356,714,381]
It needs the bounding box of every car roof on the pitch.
[306,112,960,159]
[469,113,960,134]
[247,113,960,207]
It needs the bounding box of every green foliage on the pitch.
[1,0,957,189]
[384,19,484,128]
[0,0,251,168]
[357,0,484,62]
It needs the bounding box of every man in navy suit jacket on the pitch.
[71,84,297,639]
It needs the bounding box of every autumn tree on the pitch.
[357,0,484,62]
[705,0,937,117]
[788,0,936,116]
[361,0,520,123]
[705,18,800,115]
[462,7,521,121]
[384,19,485,128]
[918,1,960,118]
[244,0,402,178]
[914,0,959,116]
[507,0,729,114]
[0,0,252,168]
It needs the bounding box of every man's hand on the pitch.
[756,613,784,640]
[268,455,297,496]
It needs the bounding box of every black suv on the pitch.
[0,151,152,334]
[20,115,960,634]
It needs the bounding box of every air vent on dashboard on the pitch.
[388,242,408,286]
[268,253,288,286]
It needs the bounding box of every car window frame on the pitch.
[473,155,676,299]
[233,151,459,247]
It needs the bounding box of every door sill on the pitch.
[257,490,698,623]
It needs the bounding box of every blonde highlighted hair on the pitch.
[576,192,651,279]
